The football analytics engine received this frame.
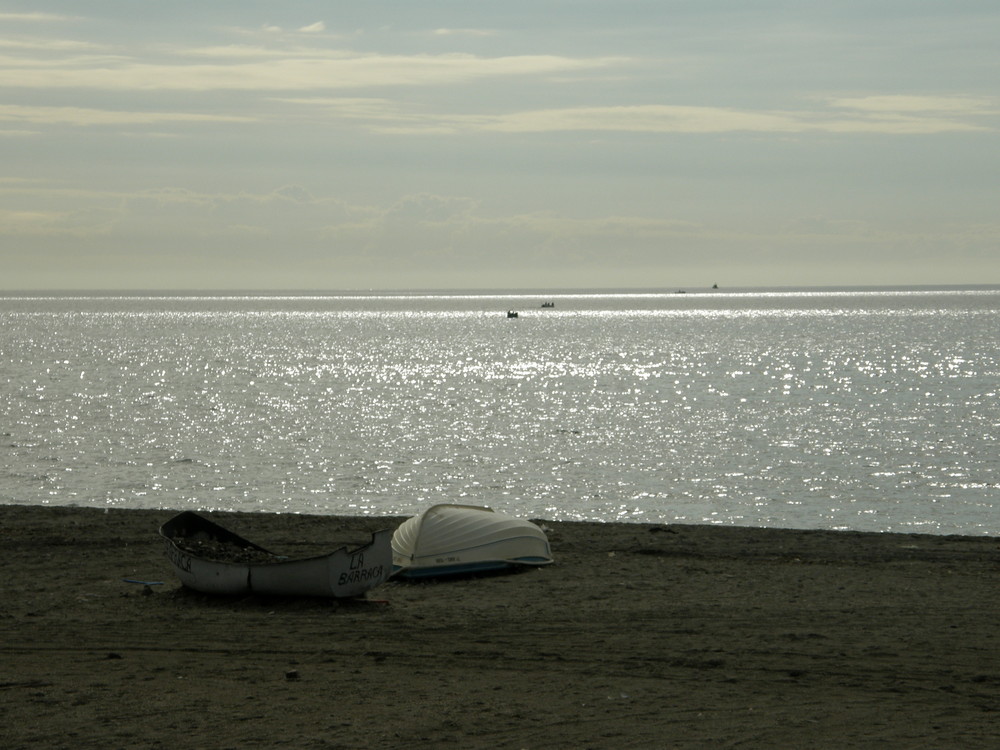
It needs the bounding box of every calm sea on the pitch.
[2,287,998,535]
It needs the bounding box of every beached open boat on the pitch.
[160,511,392,598]
[391,504,553,579]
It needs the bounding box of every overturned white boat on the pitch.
[391,504,553,579]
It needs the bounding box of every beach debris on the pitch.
[172,537,280,565]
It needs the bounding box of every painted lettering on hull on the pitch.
[338,565,385,587]
[165,542,193,573]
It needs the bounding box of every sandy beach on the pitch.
[2,504,998,749]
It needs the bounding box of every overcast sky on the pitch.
[1,1,998,291]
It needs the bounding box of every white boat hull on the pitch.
[391,504,553,579]
[160,511,392,598]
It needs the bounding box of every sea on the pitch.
[2,286,998,536]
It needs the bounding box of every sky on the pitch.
[1,1,998,291]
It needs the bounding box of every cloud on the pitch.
[181,44,312,59]
[369,100,994,136]
[0,38,106,52]
[828,95,995,114]
[271,96,406,124]
[272,184,314,202]
[0,207,117,237]
[5,177,999,290]
[433,28,496,37]
[383,193,479,225]
[1,180,687,250]
[299,22,326,34]
[0,48,616,91]
[0,104,254,127]
[481,106,803,134]
[0,12,77,23]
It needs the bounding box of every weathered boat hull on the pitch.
[160,511,392,598]
[391,504,553,579]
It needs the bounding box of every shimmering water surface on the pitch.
[2,287,998,534]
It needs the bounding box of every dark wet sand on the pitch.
[2,504,999,749]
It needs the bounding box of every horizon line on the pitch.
[2,282,999,298]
